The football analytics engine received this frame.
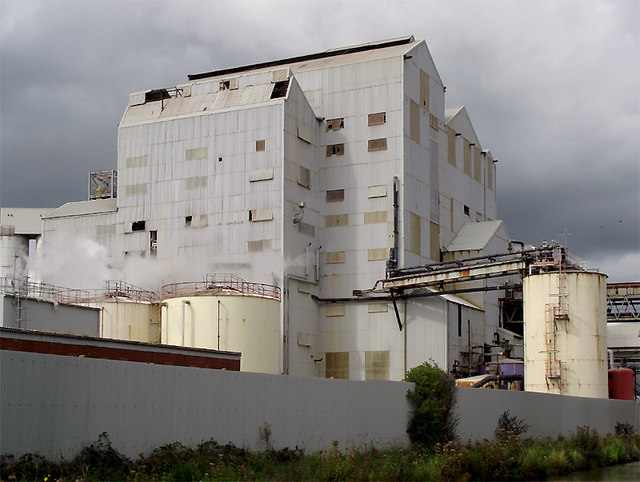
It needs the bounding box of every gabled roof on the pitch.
[43,198,117,219]
[188,36,416,81]
[446,220,506,252]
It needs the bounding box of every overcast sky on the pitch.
[1,0,638,282]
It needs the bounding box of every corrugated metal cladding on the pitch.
[1,350,411,458]
[39,37,505,382]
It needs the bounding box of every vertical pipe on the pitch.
[403,300,407,377]
[217,300,221,351]
[181,300,190,347]
[444,301,449,371]
[315,246,322,282]
[305,242,311,278]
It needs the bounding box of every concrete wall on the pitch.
[1,348,637,460]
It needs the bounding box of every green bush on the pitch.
[404,362,458,449]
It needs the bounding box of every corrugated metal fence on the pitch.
[1,349,638,459]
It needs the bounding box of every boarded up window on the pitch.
[186,147,208,160]
[326,251,346,264]
[368,138,387,151]
[297,333,311,347]
[447,128,456,166]
[368,303,388,313]
[326,144,345,156]
[487,161,494,190]
[297,221,315,236]
[297,166,310,188]
[410,212,421,254]
[249,208,273,222]
[326,214,349,227]
[473,146,482,182]
[185,176,207,189]
[249,168,274,182]
[420,70,430,109]
[256,139,265,151]
[326,118,344,131]
[125,183,147,197]
[430,222,440,261]
[368,112,386,126]
[410,100,420,143]
[326,189,345,202]
[364,210,387,224]
[367,185,387,198]
[463,139,472,176]
[126,156,148,168]
[325,304,345,317]
[429,114,439,130]
[367,248,388,261]
[96,225,116,237]
[365,351,389,380]
[326,352,349,379]
[247,239,272,252]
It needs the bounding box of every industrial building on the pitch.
[2,36,637,395]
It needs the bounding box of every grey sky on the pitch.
[1,0,638,281]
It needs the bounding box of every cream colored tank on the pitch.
[524,271,607,398]
[162,294,281,374]
[89,300,160,343]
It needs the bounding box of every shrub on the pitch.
[495,409,529,440]
[404,362,458,449]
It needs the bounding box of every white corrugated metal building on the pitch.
[41,36,508,380]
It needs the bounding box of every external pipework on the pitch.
[387,176,400,276]
[608,350,615,370]
[292,201,305,224]
[305,242,312,278]
[509,239,525,252]
[181,300,191,346]
[315,245,322,282]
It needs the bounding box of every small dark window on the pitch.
[326,144,345,157]
[270,80,289,99]
[368,112,386,126]
[458,306,463,337]
[218,157,222,162]
[185,216,192,225]
[326,189,345,202]
[256,140,266,151]
[132,221,145,231]
[248,210,253,221]
[464,205,470,216]
[145,89,170,103]
[219,80,230,90]
[326,118,345,131]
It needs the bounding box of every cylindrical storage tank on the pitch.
[524,271,607,398]
[608,368,635,400]
[86,300,160,343]
[0,234,28,278]
[162,294,281,374]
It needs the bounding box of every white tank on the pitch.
[524,270,607,398]
[161,276,281,374]
[0,235,28,278]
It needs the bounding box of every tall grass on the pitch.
[2,428,638,481]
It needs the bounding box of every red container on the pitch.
[608,368,635,400]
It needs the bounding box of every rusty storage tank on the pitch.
[524,261,607,398]
[608,368,635,400]
[160,274,281,374]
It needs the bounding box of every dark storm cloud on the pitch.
[1,0,637,280]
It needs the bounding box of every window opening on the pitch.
[185,216,192,225]
[368,112,386,126]
[132,221,145,231]
[149,231,158,256]
[326,118,345,131]
[458,305,463,337]
[270,80,289,99]
[326,144,345,157]
[256,139,266,151]
[464,205,470,216]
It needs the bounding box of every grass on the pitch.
[1,428,639,481]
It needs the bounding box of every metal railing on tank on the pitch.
[58,280,156,304]
[160,274,281,302]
